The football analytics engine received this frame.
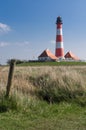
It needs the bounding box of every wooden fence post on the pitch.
[6,59,16,97]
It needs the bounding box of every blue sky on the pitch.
[0,0,86,64]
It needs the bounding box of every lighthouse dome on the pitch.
[56,16,63,24]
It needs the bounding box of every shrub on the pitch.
[29,69,86,105]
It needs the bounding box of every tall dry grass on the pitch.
[0,66,86,105]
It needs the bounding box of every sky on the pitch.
[0,0,86,64]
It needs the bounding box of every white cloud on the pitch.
[0,23,11,34]
[24,41,30,45]
[0,42,10,47]
[15,41,30,46]
[0,41,30,48]
[50,40,55,44]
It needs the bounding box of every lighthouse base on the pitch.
[55,48,64,59]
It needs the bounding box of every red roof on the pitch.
[38,49,58,60]
[65,51,79,60]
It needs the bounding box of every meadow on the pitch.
[0,63,86,130]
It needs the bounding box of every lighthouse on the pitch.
[55,16,64,59]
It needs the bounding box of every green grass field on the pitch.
[0,64,86,130]
[0,101,86,130]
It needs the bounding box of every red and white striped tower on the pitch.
[55,16,64,59]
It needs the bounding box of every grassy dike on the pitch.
[0,64,86,130]
[17,61,86,66]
